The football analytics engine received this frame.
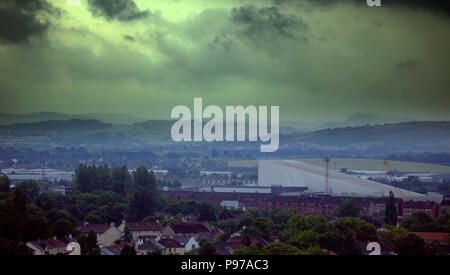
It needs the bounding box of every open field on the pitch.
[227,158,450,174]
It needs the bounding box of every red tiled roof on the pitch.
[46,238,66,248]
[412,232,449,242]
[402,200,436,209]
[127,222,163,232]
[170,223,210,234]
[79,224,111,234]
[323,249,338,255]
[157,238,184,248]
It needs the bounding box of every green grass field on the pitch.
[227,158,450,174]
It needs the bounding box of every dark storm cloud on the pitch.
[274,0,450,16]
[208,33,235,52]
[88,0,150,21]
[0,0,59,44]
[231,5,307,40]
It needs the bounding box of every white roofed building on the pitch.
[258,159,437,202]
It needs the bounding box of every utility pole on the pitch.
[324,157,330,194]
[42,160,46,182]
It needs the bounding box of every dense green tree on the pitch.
[384,191,398,226]
[217,220,237,234]
[379,226,427,255]
[332,217,378,242]
[12,188,27,218]
[198,240,216,255]
[260,243,300,255]
[52,219,74,238]
[0,175,11,194]
[74,164,98,193]
[270,209,297,233]
[133,166,156,191]
[111,166,130,196]
[238,215,254,229]
[143,216,156,222]
[97,164,112,191]
[99,204,125,225]
[95,191,118,206]
[280,214,328,242]
[124,224,133,243]
[85,212,102,224]
[233,244,261,255]
[214,232,231,242]
[217,207,233,220]
[78,232,100,255]
[299,245,324,255]
[24,215,49,241]
[35,192,65,212]
[128,190,157,221]
[288,230,320,250]
[287,214,328,234]
[400,212,438,232]
[336,198,360,217]
[410,211,434,225]
[128,167,162,221]
[16,181,40,203]
[0,238,31,255]
[250,217,272,239]
[400,215,420,231]
[46,209,76,227]
[120,244,136,255]
[320,217,378,255]
[198,201,217,222]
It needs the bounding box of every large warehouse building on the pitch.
[258,159,438,201]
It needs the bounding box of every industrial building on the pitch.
[258,159,440,202]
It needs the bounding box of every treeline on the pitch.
[163,198,241,223]
[72,164,165,221]
[0,164,167,254]
[220,208,449,255]
[0,175,74,254]
[370,176,449,194]
[381,152,450,166]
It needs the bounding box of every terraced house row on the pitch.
[163,191,444,218]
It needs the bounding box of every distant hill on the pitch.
[0,119,112,132]
[294,121,450,151]
[284,112,415,131]
[0,112,146,125]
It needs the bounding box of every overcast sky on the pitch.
[0,0,449,122]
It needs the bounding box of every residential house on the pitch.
[119,221,163,241]
[78,223,121,246]
[412,232,450,249]
[47,186,73,196]
[213,242,246,255]
[162,223,211,237]
[26,237,67,255]
[194,228,222,243]
[173,236,199,253]
[100,245,122,255]
[156,237,185,255]
[185,214,199,223]
[400,200,440,218]
[220,200,246,211]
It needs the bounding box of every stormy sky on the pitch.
[0,0,449,122]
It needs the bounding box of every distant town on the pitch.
[1,155,448,255]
